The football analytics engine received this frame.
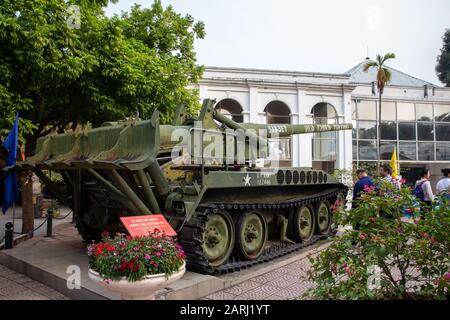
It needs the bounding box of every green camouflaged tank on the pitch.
[17,99,351,274]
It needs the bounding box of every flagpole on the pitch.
[12,201,15,234]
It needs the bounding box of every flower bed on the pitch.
[88,231,186,283]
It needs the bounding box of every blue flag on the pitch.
[2,112,20,214]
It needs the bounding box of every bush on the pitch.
[88,232,186,282]
[304,180,450,300]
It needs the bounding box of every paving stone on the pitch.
[232,295,251,300]
[251,272,281,284]
[264,294,285,300]
[276,282,313,299]
[204,291,237,300]
[0,285,36,299]
[265,274,300,289]
[0,265,69,300]
[223,280,261,295]
[237,287,274,300]
[40,291,70,300]
[0,278,16,289]
[8,274,33,284]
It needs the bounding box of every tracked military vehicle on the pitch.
[17,99,352,274]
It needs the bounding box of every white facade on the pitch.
[196,66,356,171]
[193,64,450,185]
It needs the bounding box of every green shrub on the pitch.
[304,181,450,300]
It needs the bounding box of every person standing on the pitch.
[377,164,400,196]
[436,168,450,193]
[414,169,435,207]
[352,168,374,209]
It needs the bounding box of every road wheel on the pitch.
[235,211,268,260]
[315,201,332,235]
[289,205,315,243]
[202,211,235,267]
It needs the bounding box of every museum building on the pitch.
[194,58,450,187]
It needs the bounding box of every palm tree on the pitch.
[363,53,396,168]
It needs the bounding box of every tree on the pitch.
[0,0,205,235]
[0,0,205,153]
[436,29,450,87]
[363,53,396,169]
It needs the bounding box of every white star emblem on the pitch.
[243,174,252,186]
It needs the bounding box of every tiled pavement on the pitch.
[203,254,316,300]
[0,264,69,300]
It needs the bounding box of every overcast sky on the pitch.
[106,0,450,86]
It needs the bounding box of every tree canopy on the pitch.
[0,0,205,152]
[436,29,450,87]
[363,53,396,94]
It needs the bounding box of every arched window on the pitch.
[264,101,291,124]
[311,103,338,162]
[264,101,291,165]
[215,99,244,123]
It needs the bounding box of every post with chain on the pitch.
[46,208,53,237]
[4,222,13,249]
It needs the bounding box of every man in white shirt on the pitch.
[436,168,450,193]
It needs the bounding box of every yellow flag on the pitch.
[390,148,399,178]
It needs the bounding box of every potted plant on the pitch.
[87,231,186,300]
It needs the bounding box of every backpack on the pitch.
[412,181,426,201]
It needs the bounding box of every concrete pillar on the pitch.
[291,114,300,166]
[248,86,259,123]
[341,91,353,170]
[297,88,313,168]
[198,84,208,102]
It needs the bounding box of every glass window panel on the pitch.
[416,104,433,121]
[314,131,336,140]
[397,103,415,121]
[417,123,434,141]
[352,121,357,139]
[380,101,396,121]
[399,142,416,160]
[398,122,416,141]
[434,105,450,122]
[436,143,450,160]
[380,121,397,140]
[380,141,397,160]
[312,103,337,118]
[269,138,291,160]
[313,139,336,161]
[436,123,450,141]
[357,100,377,120]
[353,140,357,160]
[268,115,291,124]
[358,141,378,160]
[358,121,377,140]
[418,143,434,161]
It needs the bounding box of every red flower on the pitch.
[444,273,450,282]
[359,233,367,240]
[420,232,430,239]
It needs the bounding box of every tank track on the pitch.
[179,187,346,275]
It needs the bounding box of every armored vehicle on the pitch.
[17,99,352,274]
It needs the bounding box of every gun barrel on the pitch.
[213,111,352,137]
[240,123,353,137]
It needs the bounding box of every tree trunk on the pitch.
[378,89,382,174]
[19,170,34,238]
